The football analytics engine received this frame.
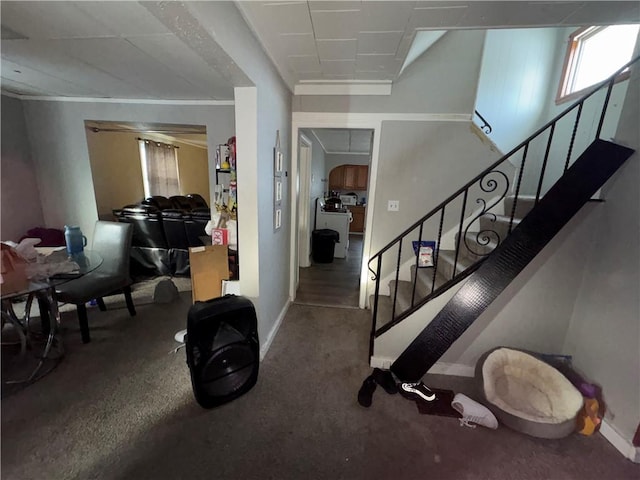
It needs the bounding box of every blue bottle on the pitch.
[64,225,87,256]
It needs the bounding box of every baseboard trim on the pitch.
[259,300,291,361]
[370,357,474,377]
[599,419,640,463]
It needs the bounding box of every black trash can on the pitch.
[312,229,339,263]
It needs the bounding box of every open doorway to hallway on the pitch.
[294,233,363,308]
[294,128,373,308]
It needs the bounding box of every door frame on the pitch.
[298,133,313,269]
[289,113,382,308]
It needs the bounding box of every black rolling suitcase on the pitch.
[186,295,259,409]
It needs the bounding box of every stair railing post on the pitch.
[432,207,446,295]
[391,242,403,320]
[410,224,424,308]
[510,143,529,233]
[565,103,583,172]
[369,255,383,359]
[453,190,468,280]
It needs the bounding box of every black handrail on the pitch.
[474,110,493,134]
[367,55,639,356]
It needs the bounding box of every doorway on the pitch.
[293,127,374,309]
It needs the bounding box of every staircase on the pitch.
[367,57,639,380]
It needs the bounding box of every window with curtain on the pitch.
[138,139,180,198]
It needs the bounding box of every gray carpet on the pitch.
[1,290,638,480]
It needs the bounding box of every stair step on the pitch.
[436,249,473,281]
[371,294,393,330]
[388,267,447,316]
[504,195,537,219]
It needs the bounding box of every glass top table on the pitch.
[1,249,103,384]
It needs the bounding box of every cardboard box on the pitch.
[188,245,229,303]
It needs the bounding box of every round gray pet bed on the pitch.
[475,347,583,439]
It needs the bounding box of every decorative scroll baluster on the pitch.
[462,170,510,256]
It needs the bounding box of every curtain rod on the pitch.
[137,137,179,148]
[87,126,201,136]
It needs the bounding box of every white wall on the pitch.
[1,95,44,241]
[475,28,560,153]
[562,48,640,445]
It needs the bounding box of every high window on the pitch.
[138,139,180,198]
[556,24,639,104]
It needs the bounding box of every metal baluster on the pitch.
[432,207,445,294]
[391,242,402,321]
[453,190,468,280]
[510,143,529,233]
[565,103,583,172]
[410,224,424,308]
[369,255,382,358]
[596,77,616,139]
[535,123,556,204]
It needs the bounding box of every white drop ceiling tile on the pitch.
[277,33,318,56]
[126,35,234,99]
[311,10,361,40]
[298,71,325,80]
[562,2,640,25]
[317,39,357,60]
[456,2,530,28]
[0,1,115,39]
[507,2,584,26]
[1,40,150,98]
[408,3,469,29]
[51,38,206,98]
[73,1,172,36]
[288,55,321,73]
[1,58,103,96]
[357,31,404,55]
[309,2,361,12]
[355,54,398,72]
[249,2,314,34]
[359,2,415,31]
[321,59,356,75]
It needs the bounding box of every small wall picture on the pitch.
[274,178,283,205]
[274,148,283,176]
[274,208,282,230]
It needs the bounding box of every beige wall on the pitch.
[175,141,209,198]
[85,130,145,219]
[85,130,209,219]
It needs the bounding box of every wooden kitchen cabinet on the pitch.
[329,164,369,191]
[349,205,366,233]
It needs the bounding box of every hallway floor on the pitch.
[294,234,363,308]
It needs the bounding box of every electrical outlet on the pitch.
[388,200,400,211]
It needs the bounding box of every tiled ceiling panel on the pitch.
[357,31,404,55]
[277,33,318,56]
[317,39,358,60]
[311,10,362,39]
[359,1,416,31]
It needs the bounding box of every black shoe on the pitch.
[357,376,377,407]
[372,368,398,394]
[399,381,436,402]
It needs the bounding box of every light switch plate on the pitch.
[388,200,399,211]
